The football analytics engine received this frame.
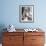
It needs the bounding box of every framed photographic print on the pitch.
[19,5,34,23]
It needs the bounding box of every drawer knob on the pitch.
[32,39,36,40]
[9,38,14,40]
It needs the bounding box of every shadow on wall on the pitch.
[0,24,7,43]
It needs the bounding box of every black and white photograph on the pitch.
[19,5,34,22]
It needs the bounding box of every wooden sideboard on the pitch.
[2,32,45,46]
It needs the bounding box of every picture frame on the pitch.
[19,5,34,23]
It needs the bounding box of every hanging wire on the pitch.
[32,0,37,5]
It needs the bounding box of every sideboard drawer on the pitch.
[3,32,23,36]
[24,32,44,36]
[32,36,44,44]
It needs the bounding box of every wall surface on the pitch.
[0,0,46,29]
